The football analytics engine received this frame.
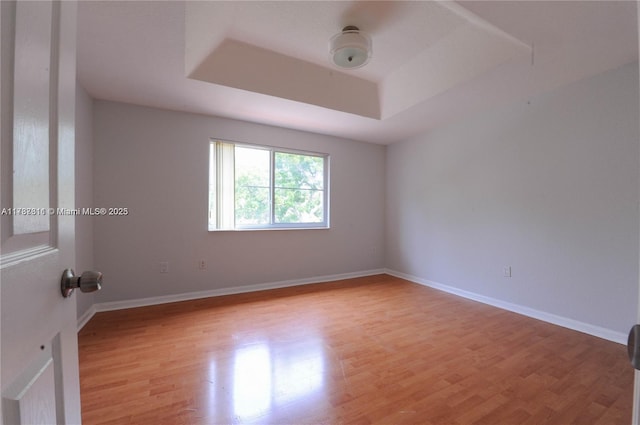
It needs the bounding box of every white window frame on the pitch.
[209,139,330,231]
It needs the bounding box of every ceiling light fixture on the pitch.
[329,26,372,69]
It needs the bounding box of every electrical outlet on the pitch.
[159,261,169,273]
[503,266,511,278]
[198,260,206,270]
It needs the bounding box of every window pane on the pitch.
[210,140,328,230]
[275,153,324,224]
[275,153,324,190]
[235,147,270,225]
[275,188,324,223]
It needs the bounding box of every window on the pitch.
[209,140,329,231]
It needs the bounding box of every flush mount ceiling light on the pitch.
[329,25,372,69]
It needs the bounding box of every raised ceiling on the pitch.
[186,1,529,120]
[76,1,638,145]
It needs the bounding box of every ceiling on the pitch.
[76,1,638,145]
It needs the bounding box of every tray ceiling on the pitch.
[77,1,638,144]
[187,2,530,120]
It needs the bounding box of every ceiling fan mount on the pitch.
[329,25,372,69]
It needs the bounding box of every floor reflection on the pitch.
[206,360,217,417]
[231,338,325,420]
[233,344,272,419]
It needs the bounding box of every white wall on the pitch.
[386,63,639,336]
[75,83,95,319]
[93,102,386,303]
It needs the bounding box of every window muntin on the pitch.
[209,140,329,231]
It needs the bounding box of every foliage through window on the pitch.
[209,140,329,230]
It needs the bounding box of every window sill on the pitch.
[208,226,330,232]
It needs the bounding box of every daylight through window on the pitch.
[209,140,329,230]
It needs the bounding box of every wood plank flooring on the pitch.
[78,275,633,424]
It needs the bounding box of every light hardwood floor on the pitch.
[79,274,633,424]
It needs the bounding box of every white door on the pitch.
[633,4,640,424]
[1,1,81,424]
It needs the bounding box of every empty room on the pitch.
[1,1,640,424]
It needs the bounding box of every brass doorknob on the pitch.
[61,269,103,298]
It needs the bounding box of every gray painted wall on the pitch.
[75,83,95,319]
[386,63,639,335]
[92,102,386,303]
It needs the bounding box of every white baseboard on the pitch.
[78,269,386,327]
[77,304,97,331]
[385,269,627,345]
